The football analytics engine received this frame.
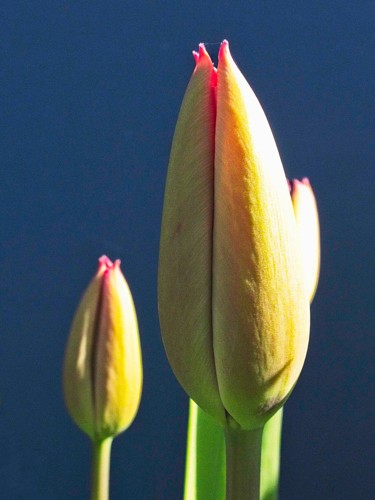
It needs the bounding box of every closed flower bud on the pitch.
[158,41,310,430]
[289,178,320,302]
[63,256,142,441]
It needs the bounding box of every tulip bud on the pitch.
[63,256,142,441]
[158,41,310,431]
[289,178,320,302]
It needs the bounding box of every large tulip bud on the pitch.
[158,41,310,431]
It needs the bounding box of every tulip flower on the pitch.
[159,40,309,429]
[159,40,310,499]
[63,256,142,500]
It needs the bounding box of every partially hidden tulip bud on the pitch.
[63,256,142,441]
[257,179,320,499]
[158,41,310,431]
[289,178,320,302]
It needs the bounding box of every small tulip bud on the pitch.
[290,178,320,302]
[63,256,142,441]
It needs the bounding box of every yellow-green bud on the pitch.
[63,256,142,441]
[158,41,310,430]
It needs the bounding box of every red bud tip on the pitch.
[301,177,311,186]
[193,43,213,68]
[198,43,208,57]
[218,39,229,62]
[98,255,121,272]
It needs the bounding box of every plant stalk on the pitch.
[184,400,226,500]
[91,437,113,500]
[225,425,263,500]
[260,409,283,500]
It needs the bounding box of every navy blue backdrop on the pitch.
[1,1,374,498]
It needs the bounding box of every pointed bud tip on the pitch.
[98,255,121,272]
[193,43,213,67]
[301,177,311,187]
[218,39,230,61]
[290,178,312,196]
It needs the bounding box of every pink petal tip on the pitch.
[193,43,213,67]
[218,39,230,61]
[301,177,311,186]
[98,255,121,271]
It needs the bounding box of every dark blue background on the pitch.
[1,1,374,498]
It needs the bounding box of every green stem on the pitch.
[183,400,283,500]
[225,426,263,500]
[184,399,199,500]
[184,400,226,500]
[91,437,113,500]
[260,409,283,500]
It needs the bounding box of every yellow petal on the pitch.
[290,178,320,303]
[94,260,142,438]
[213,41,310,429]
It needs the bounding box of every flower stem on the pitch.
[91,437,113,500]
[184,399,226,500]
[260,409,283,500]
[224,426,263,500]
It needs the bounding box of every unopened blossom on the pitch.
[63,256,142,440]
[158,41,310,430]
